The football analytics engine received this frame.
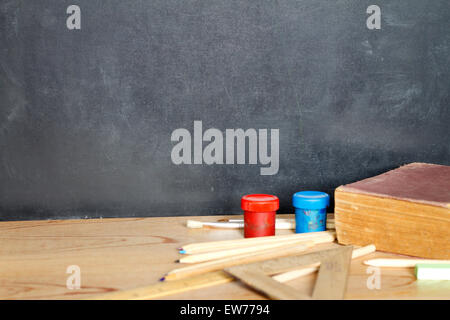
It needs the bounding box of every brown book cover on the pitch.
[335,163,450,259]
[339,163,450,208]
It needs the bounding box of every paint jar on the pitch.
[293,191,329,233]
[241,194,279,238]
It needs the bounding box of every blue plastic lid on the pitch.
[293,191,330,209]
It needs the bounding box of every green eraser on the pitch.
[415,264,450,280]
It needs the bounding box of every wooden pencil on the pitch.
[224,213,334,223]
[272,244,376,282]
[163,241,314,281]
[186,219,295,230]
[179,235,334,263]
[226,218,292,222]
[209,219,335,230]
[179,231,335,254]
[364,258,450,268]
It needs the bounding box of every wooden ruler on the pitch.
[312,246,353,299]
[225,246,353,300]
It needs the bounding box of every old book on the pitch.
[335,163,450,259]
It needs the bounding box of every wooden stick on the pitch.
[179,231,335,254]
[94,244,375,300]
[179,235,335,264]
[226,218,292,222]
[273,244,376,282]
[186,219,294,230]
[163,242,314,281]
[187,220,244,229]
[364,258,450,268]
[224,213,334,224]
[218,218,335,230]
[273,265,319,281]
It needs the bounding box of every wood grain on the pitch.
[335,189,450,259]
[0,215,449,299]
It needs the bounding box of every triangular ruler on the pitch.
[224,246,353,300]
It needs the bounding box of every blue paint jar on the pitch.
[293,191,330,233]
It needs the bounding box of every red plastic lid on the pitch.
[241,194,279,212]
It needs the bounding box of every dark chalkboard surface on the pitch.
[1,0,449,220]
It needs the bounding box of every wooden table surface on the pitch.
[0,215,448,300]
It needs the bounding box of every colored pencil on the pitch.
[94,244,375,300]
[163,241,314,281]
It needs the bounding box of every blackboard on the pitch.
[1,0,449,220]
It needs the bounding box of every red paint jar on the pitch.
[241,194,279,238]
